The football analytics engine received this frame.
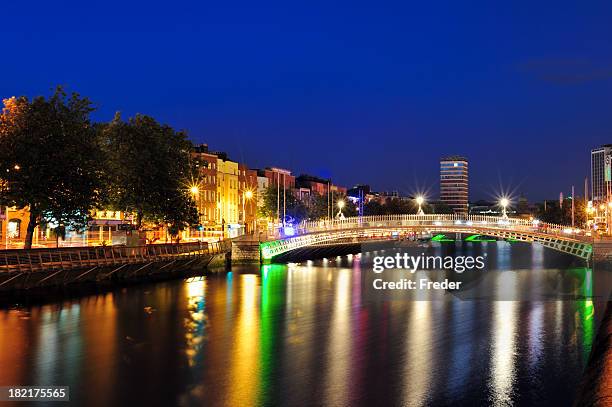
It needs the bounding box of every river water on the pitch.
[0,243,608,406]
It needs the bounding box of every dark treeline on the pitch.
[0,87,198,249]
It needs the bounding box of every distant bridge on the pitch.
[260,215,594,261]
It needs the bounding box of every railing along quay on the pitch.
[0,241,232,274]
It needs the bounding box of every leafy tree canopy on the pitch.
[100,113,198,232]
[0,87,105,248]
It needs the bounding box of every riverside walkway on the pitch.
[0,240,232,291]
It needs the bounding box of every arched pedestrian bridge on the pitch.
[260,215,594,261]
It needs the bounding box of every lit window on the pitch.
[7,219,21,238]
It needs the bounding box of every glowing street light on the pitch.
[500,198,509,219]
[189,184,201,238]
[336,200,345,219]
[242,189,254,233]
[415,196,425,215]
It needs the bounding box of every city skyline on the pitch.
[3,1,612,200]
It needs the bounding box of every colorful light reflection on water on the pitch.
[0,245,606,406]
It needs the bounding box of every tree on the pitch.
[363,198,416,215]
[536,197,587,226]
[429,201,454,214]
[164,192,199,242]
[100,113,198,234]
[309,193,330,219]
[307,193,357,220]
[259,186,309,223]
[0,88,105,249]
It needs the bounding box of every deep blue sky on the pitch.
[2,0,611,202]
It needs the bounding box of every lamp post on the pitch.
[336,200,345,219]
[416,196,425,215]
[243,189,253,234]
[500,198,509,219]
[190,185,200,239]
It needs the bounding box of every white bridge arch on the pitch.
[260,214,593,261]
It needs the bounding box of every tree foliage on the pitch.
[259,185,308,223]
[535,197,587,226]
[0,88,105,248]
[100,113,198,234]
[259,187,358,222]
[363,198,419,215]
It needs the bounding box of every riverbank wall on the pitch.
[0,241,232,298]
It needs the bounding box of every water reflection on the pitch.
[185,278,206,367]
[324,268,351,406]
[489,266,518,406]
[403,300,432,406]
[0,246,604,407]
[229,274,260,406]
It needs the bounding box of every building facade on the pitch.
[192,144,219,231]
[238,164,258,233]
[296,174,329,195]
[261,167,295,189]
[257,175,269,208]
[296,174,347,197]
[216,153,239,228]
[440,156,469,214]
[591,144,612,204]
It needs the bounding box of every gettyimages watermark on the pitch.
[359,242,610,302]
[372,252,486,273]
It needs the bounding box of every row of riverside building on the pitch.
[0,143,348,248]
[191,144,348,239]
[1,144,609,247]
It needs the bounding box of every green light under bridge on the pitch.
[431,234,454,242]
[465,234,496,242]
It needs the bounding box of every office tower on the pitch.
[591,144,612,204]
[440,156,469,214]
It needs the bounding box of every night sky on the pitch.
[2,0,611,201]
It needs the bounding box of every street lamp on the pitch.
[336,200,345,219]
[415,196,425,215]
[500,198,509,219]
[189,185,201,239]
[242,189,254,234]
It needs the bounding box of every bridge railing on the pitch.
[285,215,584,239]
[0,240,232,274]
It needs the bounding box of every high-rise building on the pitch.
[440,156,469,214]
[591,144,612,204]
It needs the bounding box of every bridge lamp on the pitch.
[500,198,509,219]
[415,196,425,215]
[336,200,345,219]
